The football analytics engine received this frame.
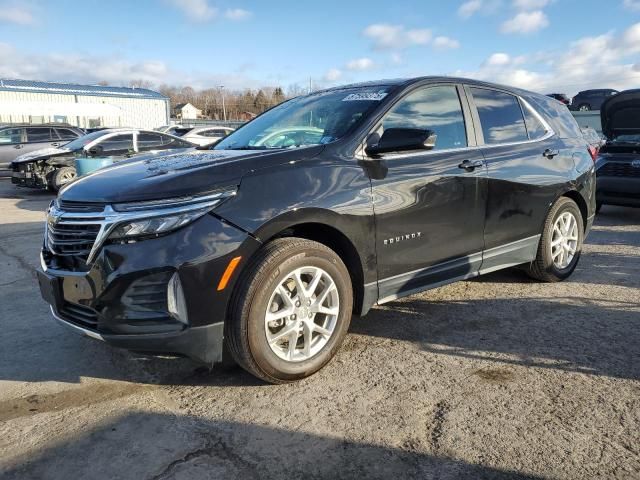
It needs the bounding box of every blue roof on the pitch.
[0,78,167,100]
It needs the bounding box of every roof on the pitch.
[0,78,167,100]
[174,103,200,110]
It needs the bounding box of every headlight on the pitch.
[109,207,211,239]
[107,189,235,241]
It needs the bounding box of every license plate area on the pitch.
[37,270,62,309]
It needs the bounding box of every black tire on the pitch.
[596,202,603,214]
[526,197,584,282]
[225,238,353,384]
[578,103,591,111]
[51,166,76,192]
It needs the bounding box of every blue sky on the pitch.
[1,0,639,94]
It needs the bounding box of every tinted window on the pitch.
[470,88,528,144]
[521,101,548,140]
[201,129,229,138]
[137,132,165,150]
[0,128,22,144]
[55,128,79,140]
[382,85,467,150]
[26,127,53,142]
[160,134,193,149]
[99,134,134,153]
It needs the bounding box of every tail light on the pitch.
[587,145,598,162]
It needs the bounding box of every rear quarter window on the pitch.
[527,95,583,139]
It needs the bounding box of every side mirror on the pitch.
[365,128,437,156]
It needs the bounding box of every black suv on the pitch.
[595,89,640,212]
[571,89,618,111]
[37,77,596,383]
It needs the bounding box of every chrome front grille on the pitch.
[58,199,105,213]
[47,222,101,258]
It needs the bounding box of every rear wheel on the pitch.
[225,238,353,383]
[50,166,76,192]
[527,197,584,282]
[578,103,591,111]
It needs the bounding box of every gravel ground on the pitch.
[0,177,638,479]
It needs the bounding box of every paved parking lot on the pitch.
[0,176,638,479]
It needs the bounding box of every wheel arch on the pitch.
[562,189,588,232]
[246,213,369,316]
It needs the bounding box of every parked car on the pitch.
[182,126,235,146]
[546,93,570,106]
[155,125,194,137]
[11,128,194,191]
[0,124,83,169]
[570,89,618,111]
[37,77,595,383]
[594,89,640,213]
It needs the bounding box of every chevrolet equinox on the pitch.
[38,77,596,383]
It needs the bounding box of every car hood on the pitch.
[58,146,325,203]
[12,146,73,165]
[601,89,640,139]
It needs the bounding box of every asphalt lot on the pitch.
[0,176,638,480]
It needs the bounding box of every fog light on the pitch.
[167,272,188,325]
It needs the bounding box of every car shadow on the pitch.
[1,412,545,480]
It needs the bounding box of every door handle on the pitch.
[458,159,485,171]
[543,149,559,159]
[14,145,23,149]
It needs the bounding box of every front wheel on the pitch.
[50,166,77,192]
[225,238,353,383]
[526,197,584,282]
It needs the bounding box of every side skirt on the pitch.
[370,235,541,306]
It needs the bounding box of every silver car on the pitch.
[182,126,235,146]
[0,125,83,169]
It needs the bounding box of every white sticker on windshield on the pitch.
[342,92,388,102]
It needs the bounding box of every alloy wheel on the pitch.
[264,266,339,362]
[551,211,579,269]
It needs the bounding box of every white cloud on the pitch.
[501,10,549,34]
[458,0,483,18]
[225,8,251,20]
[623,0,640,10]
[346,58,375,71]
[457,22,640,95]
[485,53,511,66]
[363,24,432,50]
[167,0,217,22]
[0,2,35,25]
[323,68,342,82]
[513,0,550,9]
[433,36,461,50]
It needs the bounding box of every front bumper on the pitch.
[38,213,261,364]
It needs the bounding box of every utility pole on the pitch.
[219,85,227,122]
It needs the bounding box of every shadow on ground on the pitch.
[1,412,544,480]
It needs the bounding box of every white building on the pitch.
[0,79,170,129]
[174,103,202,120]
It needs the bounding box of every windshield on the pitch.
[62,130,113,151]
[214,87,392,150]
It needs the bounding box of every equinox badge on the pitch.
[384,232,422,246]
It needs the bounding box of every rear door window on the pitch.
[382,84,468,151]
[55,128,80,140]
[470,88,528,144]
[0,128,23,144]
[137,132,166,151]
[26,127,54,143]
[99,134,134,154]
